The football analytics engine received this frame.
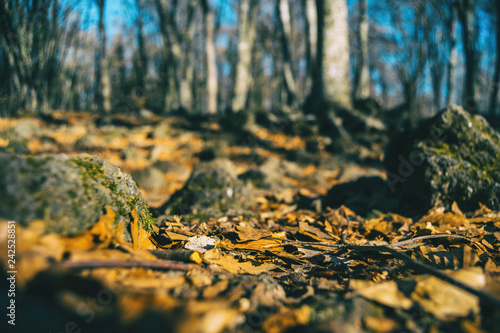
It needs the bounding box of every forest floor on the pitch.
[1,111,500,333]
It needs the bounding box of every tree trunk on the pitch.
[276,0,297,108]
[161,48,180,112]
[489,0,500,116]
[231,0,258,113]
[302,0,317,88]
[457,0,478,113]
[155,0,195,113]
[353,0,370,101]
[446,2,458,106]
[135,0,148,90]
[306,0,352,111]
[201,0,218,114]
[95,0,112,114]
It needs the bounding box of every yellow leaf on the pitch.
[203,249,278,275]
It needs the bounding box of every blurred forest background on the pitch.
[1,0,500,129]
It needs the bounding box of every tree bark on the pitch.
[95,0,112,114]
[276,0,297,108]
[302,0,317,87]
[155,0,195,113]
[446,2,458,106]
[231,0,258,113]
[456,0,478,113]
[353,0,370,101]
[306,0,352,111]
[135,0,148,90]
[489,0,500,116]
[201,0,218,114]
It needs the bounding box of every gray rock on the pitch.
[165,158,253,216]
[239,157,304,190]
[0,119,42,154]
[385,105,500,211]
[131,167,167,190]
[11,119,41,139]
[152,160,190,179]
[0,153,153,236]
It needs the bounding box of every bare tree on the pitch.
[302,0,317,88]
[305,0,352,113]
[445,0,459,106]
[489,0,500,116]
[0,0,78,115]
[155,0,196,113]
[134,0,148,91]
[276,0,296,108]
[456,0,478,112]
[388,1,428,112]
[353,0,370,101]
[201,0,218,114]
[95,0,112,113]
[231,0,258,113]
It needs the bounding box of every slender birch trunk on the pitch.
[201,0,218,114]
[353,0,370,101]
[231,0,258,113]
[277,0,296,107]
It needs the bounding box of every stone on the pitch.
[11,119,41,139]
[152,160,190,179]
[0,119,42,154]
[131,167,167,190]
[0,153,153,236]
[385,105,500,211]
[239,157,304,190]
[164,158,253,216]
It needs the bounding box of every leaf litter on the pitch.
[1,113,500,332]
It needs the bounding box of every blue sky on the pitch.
[81,0,236,42]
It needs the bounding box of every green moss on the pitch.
[67,189,77,199]
[72,156,154,232]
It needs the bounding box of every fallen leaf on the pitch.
[203,249,278,275]
[352,280,413,310]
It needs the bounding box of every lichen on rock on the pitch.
[0,153,153,237]
[385,105,500,211]
[164,158,254,217]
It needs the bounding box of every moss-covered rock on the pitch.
[0,153,153,236]
[164,158,253,216]
[385,105,500,211]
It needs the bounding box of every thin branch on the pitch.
[53,260,194,272]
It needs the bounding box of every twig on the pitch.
[149,250,202,264]
[53,260,194,272]
[387,234,476,249]
[273,233,476,250]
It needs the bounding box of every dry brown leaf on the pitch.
[262,305,311,333]
[235,225,272,242]
[364,316,400,333]
[234,239,283,251]
[352,280,413,310]
[411,268,485,321]
[203,248,278,274]
[177,301,241,333]
[66,205,116,251]
[203,279,229,299]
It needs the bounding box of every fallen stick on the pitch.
[54,260,194,271]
